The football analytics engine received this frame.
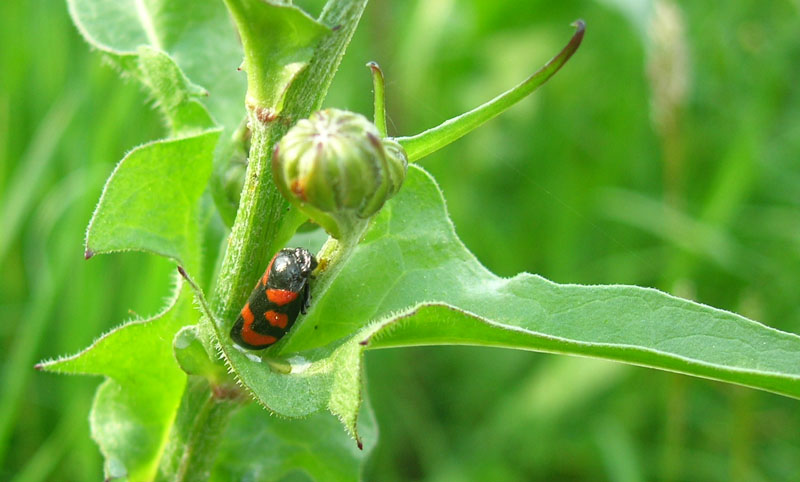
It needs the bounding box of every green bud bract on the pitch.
[381,137,408,198]
[272,108,407,238]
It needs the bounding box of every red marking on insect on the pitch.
[265,310,288,329]
[242,330,277,347]
[266,289,298,306]
[241,303,254,324]
[241,304,278,346]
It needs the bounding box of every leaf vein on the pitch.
[134,0,162,50]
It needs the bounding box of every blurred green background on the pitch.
[2,0,799,480]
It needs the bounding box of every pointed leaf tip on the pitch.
[84,249,94,260]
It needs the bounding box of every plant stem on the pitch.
[175,397,238,481]
[212,114,291,324]
[212,0,371,326]
[165,1,370,479]
[159,377,243,482]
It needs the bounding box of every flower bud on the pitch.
[381,138,408,198]
[272,109,407,238]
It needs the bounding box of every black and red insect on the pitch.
[230,248,317,350]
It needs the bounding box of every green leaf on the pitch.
[396,20,585,162]
[221,0,328,112]
[174,325,229,384]
[136,46,215,136]
[220,165,800,442]
[67,0,245,129]
[210,402,376,481]
[37,283,195,481]
[86,129,220,279]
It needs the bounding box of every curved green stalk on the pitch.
[367,61,387,136]
[396,19,585,162]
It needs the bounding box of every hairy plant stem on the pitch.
[159,377,243,482]
[212,113,290,324]
[176,396,238,480]
[164,1,369,479]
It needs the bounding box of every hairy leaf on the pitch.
[222,0,328,111]
[174,325,229,383]
[67,0,244,129]
[220,166,800,442]
[136,46,215,136]
[86,130,220,279]
[38,284,195,481]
